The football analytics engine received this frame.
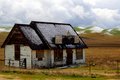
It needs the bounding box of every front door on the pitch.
[66,49,73,65]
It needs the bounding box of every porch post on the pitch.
[51,50,54,67]
[72,49,76,64]
[63,49,67,65]
[82,49,85,63]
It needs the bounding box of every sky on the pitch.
[0,0,120,28]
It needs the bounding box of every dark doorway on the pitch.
[20,58,26,69]
[23,58,26,69]
[15,44,20,60]
[66,49,73,65]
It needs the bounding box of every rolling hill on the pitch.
[75,26,120,47]
[0,27,12,32]
[75,26,120,36]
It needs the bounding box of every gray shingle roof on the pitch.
[20,26,42,45]
[30,21,87,49]
[1,21,87,50]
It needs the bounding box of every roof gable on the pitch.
[1,24,22,48]
[1,24,48,50]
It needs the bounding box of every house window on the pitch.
[54,49,63,61]
[76,49,83,60]
[36,50,44,61]
[15,44,20,60]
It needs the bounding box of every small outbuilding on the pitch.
[1,21,87,69]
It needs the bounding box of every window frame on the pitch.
[54,49,63,62]
[36,50,44,61]
[76,49,83,60]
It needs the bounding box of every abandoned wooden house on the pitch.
[1,21,87,69]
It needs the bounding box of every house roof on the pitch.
[1,21,87,50]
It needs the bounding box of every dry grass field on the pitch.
[0,32,8,60]
[0,32,120,80]
[82,33,120,47]
[85,47,120,62]
[82,33,120,70]
[85,47,120,73]
[0,32,8,46]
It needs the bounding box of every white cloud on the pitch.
[0,0,120,28]
[0,0,87,25]
[91,8,120,27]
[83,0,101,6]
[92,8,120,21]
[83,0,120,9]
[71,5,87,19]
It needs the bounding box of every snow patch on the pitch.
[77,31,85,34]
[0,28,10,32]
[89,26,104,33]
[104,32,112,35]
[107,29,112,32]
[78,26,85,29]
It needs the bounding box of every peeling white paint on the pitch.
[5,45,14,66]
[5,44,85,69]
[20,46,32,69]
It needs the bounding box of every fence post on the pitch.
[89,61,92,75]
[116,60,119,75]
[88,60,96,78]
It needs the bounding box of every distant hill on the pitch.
[0,27,12,32]
[1,26,120,36]
[74,26,120,47]
[75,26,120,36]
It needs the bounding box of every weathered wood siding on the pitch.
[5,45,32,69]
[5,44,14,66]
[5,44,19,67]
[20,45,31,69]
[32,50,66,67]
[32,50,48,68]
[31,49,85,68]
[5,44,85,68]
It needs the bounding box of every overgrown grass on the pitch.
[0,69,106,80]
[0,66,119,80]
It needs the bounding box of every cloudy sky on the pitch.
[0,0,120,28]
